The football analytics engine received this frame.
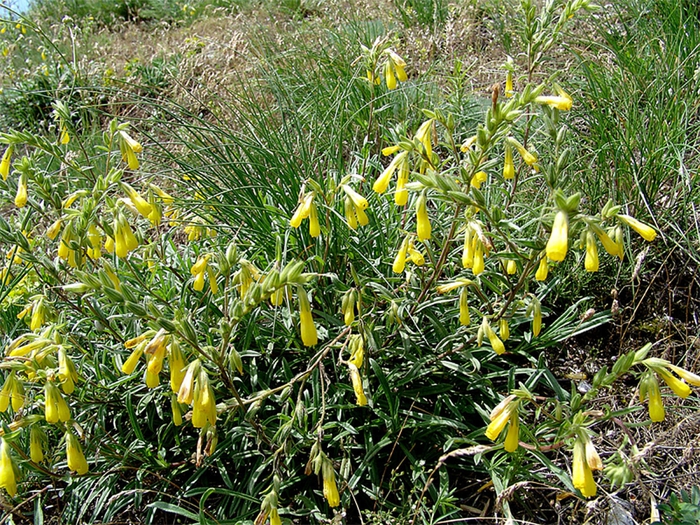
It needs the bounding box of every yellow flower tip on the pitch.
[416,195,431,241]
[485,405,512,441]
[503,144,514,180]
[119,130,143,153]
[471,171,487,189]
[617,214,657,242]
[472,242,485,275]
[323,474,340,507]
[342,185,368,211]
[658,369,692,399]
[572,440,597,498]
[505,71,514,98]
[534,95,573,111]
[647,378,665,422]
[459,287,470,326]
[60,125,70,145]
[546,211,569,262]
[385,62,397,90]
[667,364,700,387]
[270,508,282,525]
[535,257,548,281]
[14,180,27,208]
[66,433,89,475]
[392,238,409,274]
[309,203,321,237]
[382,145,400,156]
[504,413,519,452]
[505,260,517,275]
[584,232,599,272]
[460,136,477,153]
[407,243,425,266]
[0,439,17,497]
[1,145,13,181]
[349,364,368,406]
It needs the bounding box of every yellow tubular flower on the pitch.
[394,162,409,206]
[667,364,700,386]
[534,95,573,111]
[505,260,517,275]
[342,185,368,211]
[322,459,340,507]
[385,61,396,90]
[374,151,406,194]
[0,439,17,496]
[121,345,144,375]
[482,317,505,355]
[509,138,538,168]
[657,368,691,399]
[47,219,62,240]
[309,202,321,238]
[406,241,425,266]
[66,432,89,475]
[462,227,474,268]
[416,194,431,241]
[344,196,357,230]
[192,370,217,428]
[60,124,70,145]
[505,70,514,97]
[415,119,434,161]
[177,360,200,405]
[460,135,477,152]
[641,372,665,422]
[572,439,596,498]
[503,143,514,179]
[104,235,115,254]
[0,145,12,181]
[15,173,27,208]
[269,508,282,525]
[392,237,409,274]
[58,348,79,395]
[617,214,657,242]
[485,403,513,441]
[171,395,183,426]
[471,171,487,189]
[612,226,624,261]
[584,231,599,272]
[348,364,367,406]
[10,380,23,412]
[355,205,369,227]
[499,319,510,341]
[297,286,318,347]
[472,241,485,275]
[459,287,470,326]
[535,257,548,281]
[504,412,519,452]
[546,211,569,262]
[532,302,542,337]
[123,184,153,218]
[169,341,187,394]
[289,193,314,228]
[595,227,619,257]
[30,425,44,463]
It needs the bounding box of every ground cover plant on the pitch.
[0,0,699,523]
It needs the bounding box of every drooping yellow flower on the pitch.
[191,254,211,292]
[415,119,434,162]
[344,196,358,230]
[639,371,664,422]
[374,151,407,194]
[348,364,367,406]
[297,286,318,347]
[505,70,514,98]
[584,231,599,272]
[507,137,538,170]
[617,214,657,242]
[122,183,153,219]
[394,159,409,206]
[572,439,596,498]
[30,425,45,463]
[59,124,70,145]
[177,359,200,405]
[459,287,470,326]
[503,143,514,180]
[499,318,510,341]
[121,344,144,375]
[666,364,700,386]
[505,260,517,275]
[322,458,340,507]
[308,202,321,238]
[119,130,143,170]
[384,61,396,90]
[612,226,624,261]
[504,412,519,452]
[546,211,569,262]
[415,194,431,241]
[58,348,79,395]
[406,241,425,266]
[657,368,691,399]
[481,316,505,355]
[594,226,618,257]
[0,439,17,496]
[387,49,407,82]
[470,170,487,189]
[169,341,187,394]
[535,257,549,281]
[583,435,603,471]
[66,432,89,475]
[14,173,27,208]
[392,237,409,274]
[87,224,102,260]
[45,381,70,423]
[192,369,217,428]
[0,145,13,181]
[485,395,516,441]
[472,240,485,275]
[534,95,573,111]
